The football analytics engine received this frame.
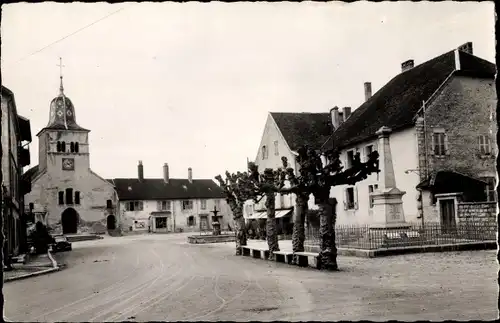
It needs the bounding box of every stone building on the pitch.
[321,42,496,227]
[22,78,118,235]
[1,85,32,260]
[110,162,233,233]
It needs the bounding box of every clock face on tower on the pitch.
[62,158,75,171]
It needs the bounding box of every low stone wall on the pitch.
[188,235,235,244]
[457,202,497,225]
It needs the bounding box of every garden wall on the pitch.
[457,202,497,225]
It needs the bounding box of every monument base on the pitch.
[369,222,411,230]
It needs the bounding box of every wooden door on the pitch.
[440,199,456,233]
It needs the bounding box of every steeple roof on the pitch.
[42,76,89,133]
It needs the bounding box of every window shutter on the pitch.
[444,133,449,155]
[354,187,359,210]
[187,216,189,226]
[343,188,348,210]
[194,216,197,226]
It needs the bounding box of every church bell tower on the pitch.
[37,58,91,174]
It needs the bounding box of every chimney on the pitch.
[138,160,144,181]
[343,107,352,121]
[163,163,169,184]
[457,42,473,55]
[401,59,414,73]
[364,82,372,102]
[330,106,340,130]
[188,167,193,183]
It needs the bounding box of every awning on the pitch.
[247,211,266,220]
[275,209,293,219]
[247,209,293,220]
[150,211,171,216]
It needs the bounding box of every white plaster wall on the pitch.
[121,198,233,233]
[421,191,439,223]
[330,127,421,225]
[247,113,300,215]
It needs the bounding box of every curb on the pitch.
[4,251,62,283]
[304,241,497,258]
[4,267,61,283]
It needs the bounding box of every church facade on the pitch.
[23,78,118,235]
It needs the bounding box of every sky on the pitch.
[1,1,495,181]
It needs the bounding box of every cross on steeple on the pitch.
[57,57,65,94]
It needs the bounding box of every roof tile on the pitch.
[270,112,332,151]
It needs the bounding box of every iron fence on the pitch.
[305,222,497,250]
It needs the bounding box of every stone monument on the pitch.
[370,126,410,230]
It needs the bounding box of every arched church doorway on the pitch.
[107,215,116,230]
[61,208,79,234]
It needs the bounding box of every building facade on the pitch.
[111,162,233,233]
[244,112,335,226]
[1,86,32,260]
[22,79,118,235]
[321,42,497,227]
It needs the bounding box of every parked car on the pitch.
[51,235,72,252]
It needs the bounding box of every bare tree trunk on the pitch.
[1,188,5,321]
[318,200,338,270]
[230,201,247,256]
[234,212,247,256]
[265,193,279,260]
[292,194,308,265]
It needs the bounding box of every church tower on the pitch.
[24,58,118,235]
[37,67,90,174]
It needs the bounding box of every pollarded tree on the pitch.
[296,146,380,270]
[246,163,287,260]
[278,156,311,265]
[215,170,261,256]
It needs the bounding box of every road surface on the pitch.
[4,233,498,322]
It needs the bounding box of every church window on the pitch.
[61,141,66,152]
[75,142,79,153]
[58,191,64,205]
[75,191,81,205]
[65,188,73,204]
[57,141,61,152]
[106,200,113,208]
[70,142,75,153]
